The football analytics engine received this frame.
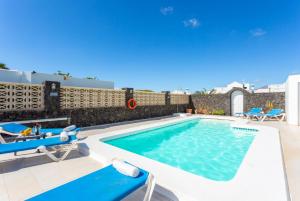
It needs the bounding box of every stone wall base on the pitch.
[0,105,189,127]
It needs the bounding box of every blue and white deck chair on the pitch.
[26,162,156,201]
[243,107,263,118]
[255,108,285,122]
[0,123,79,143]
[0,133,78,162]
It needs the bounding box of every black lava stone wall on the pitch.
[0,104,189,127]
[191,88,285,116]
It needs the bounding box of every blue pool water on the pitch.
[104,119,256,181]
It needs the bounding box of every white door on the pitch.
[231,91,244,116]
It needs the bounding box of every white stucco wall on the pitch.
[31,73,114,88]
[285,74,300,125]
[0,70,114,89]
[254,83,286,93]
[299,82,300,126]
[0,69,31,83]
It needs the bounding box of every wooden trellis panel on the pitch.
[60,86,125,109]
[0,82,44,111]
[170,94,189,104]
[133,92,165,106]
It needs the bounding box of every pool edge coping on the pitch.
[78,115,290,201]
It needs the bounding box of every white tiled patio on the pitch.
[0,151,101,201]
[0,116,299,201]
[250,120,300,201]
[0,117,176,201]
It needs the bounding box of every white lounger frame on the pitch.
[0,129,19,143]
[143,173,156,201]
[0,125,80,162]
[260,113,286,122]
[0,134,6,144]
[112,157,156,201]
[37,140,78,162]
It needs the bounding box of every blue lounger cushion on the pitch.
[0,123,28,134]
[26,164,149,201]
[266,109,284,117]
[40,127,80,135]
[255,109,283,117]
[0,123,79,135]
[39,128,63,135]
[244,107,262,115]
[0,135,77,154]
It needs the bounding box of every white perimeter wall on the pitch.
[0,70,114,89]
[286,74,300,125]
[0,70,31,83]
[31,73,114,89]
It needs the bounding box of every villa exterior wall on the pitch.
[0,70,114,89]
[0,105,189,127]
[191,94,231,115]
[0,81,190,127]
[245,92,285,111]
[61,105,188,127]
[192,88,285,115]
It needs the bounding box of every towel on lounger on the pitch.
[63,125,76,132]
[112,159,140,177]
[60,131,69,142]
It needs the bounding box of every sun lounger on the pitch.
[26,161,155,201]
[242,107,263,118]
[255,109,285,122]
[0,123,79,143]
[0,133,79,162]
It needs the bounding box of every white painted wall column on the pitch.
[298,82,300,125]
[285,74,300,126]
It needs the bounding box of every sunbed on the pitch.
[26,161,155,201]
[0,123,78,143]
[255,109,285,122]
[243,107,263,118]
[0,132,78,162]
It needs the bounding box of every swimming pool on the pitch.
[104,119,257,181]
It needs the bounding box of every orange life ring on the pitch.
[127,98,137,110]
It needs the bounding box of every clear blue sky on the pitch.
[0,0,299,91]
